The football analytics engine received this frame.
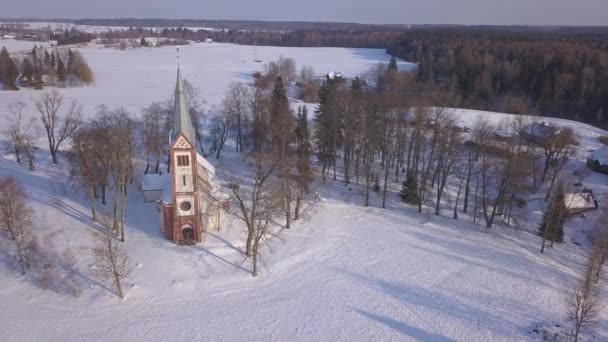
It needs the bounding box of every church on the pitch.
[142,67,227,244]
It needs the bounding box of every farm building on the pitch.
[521,122,556,145]
[587,145,608,175]
[564,190,598,218]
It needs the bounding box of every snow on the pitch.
[0,38,53,53]
[196,152,216,177]
[589,145,608,165]
[0,42,412,124]
[0,43,607,341]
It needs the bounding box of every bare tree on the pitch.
[223,82,251,153]
[142,102,170,174]
[209,107,232,159]
[92,214,132,299]
[266,56,297,84]
[229,155,279,276]
[35,90,82,164]
[71,124,104,221]
[589,214,608,283]
[567,250,602,342]
[4,101,37,170]
[91,108,135,241]
[0,177,35,275]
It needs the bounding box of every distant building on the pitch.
[564,190,598,218]
[204,38,213,43]
[327,71,344,80]
[586,145,608,175]
[521,122,557,145]
[2,34,16,39]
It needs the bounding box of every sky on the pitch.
[1,0,607,26]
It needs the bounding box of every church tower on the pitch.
[165,68,201,242]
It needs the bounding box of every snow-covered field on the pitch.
[0,38,53,53]
[0,42,411,121]
[0,43,607,341]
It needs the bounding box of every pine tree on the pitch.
[56,58,67,84]
[21,57,33,82]
[0,47,19,90]
[539,183,566,248]
[140,38,148,47]
[399,173,421,205]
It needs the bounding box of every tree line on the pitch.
[388,28,608,128]
[0,46,94,90]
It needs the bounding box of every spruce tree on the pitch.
[49,51,56,68]
[399,173,420,205]
[56,58,67,84]
[44,50,50,65]
[539,183,566,247]
[388,56,398,72]
[21,57,33,82]
[67,49,75,75]
[295,105,313,220]
[0,47,19,90]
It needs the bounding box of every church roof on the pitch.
[173,67,196,146]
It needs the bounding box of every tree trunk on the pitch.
[294,194,301,220]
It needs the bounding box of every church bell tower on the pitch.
[166,68,201,242]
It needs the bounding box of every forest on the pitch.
[388,28,608,128]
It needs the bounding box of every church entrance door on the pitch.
[182,226,194,241]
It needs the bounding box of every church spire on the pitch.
[173,67,196,145]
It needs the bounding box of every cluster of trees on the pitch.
[566,214,608,341]
[2,92,133,297]
[0,175,129,298]
[388,29,608,127]
[0,46,93,91]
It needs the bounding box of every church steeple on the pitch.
[173,67,196,145]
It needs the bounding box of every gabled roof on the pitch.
[173,67,196,146]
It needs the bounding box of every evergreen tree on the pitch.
[56,58,67,84]
[399,173,421,205]
[0,47,19,90]
[388,56,398,72]
[67,49,75,75]
[44,50,50,65]
[294,105,313,220]
[32,65,43,90]
[49,51,56,68]
[539,183,566,246]
[140,38,148,47]
[313,77,344,182]
[21,57,33,82]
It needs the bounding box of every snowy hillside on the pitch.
[0,42,607,341]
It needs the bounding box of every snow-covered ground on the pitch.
[0,42,411,121]
[0,43,607,341]
[2,21,224,34]
[0,38,53,53]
